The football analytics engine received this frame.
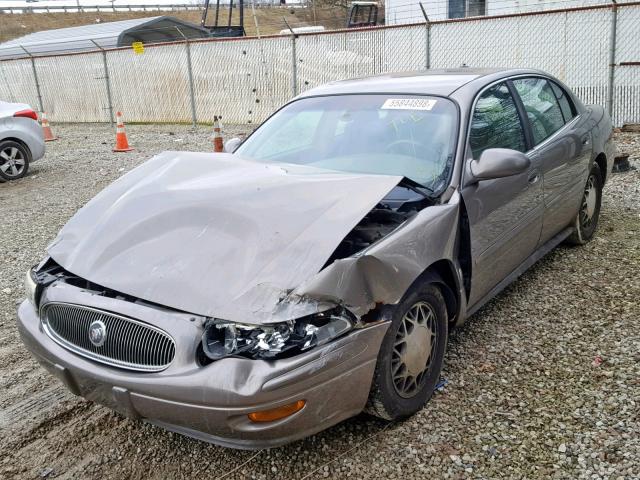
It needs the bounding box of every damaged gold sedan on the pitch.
[18,68,615,448]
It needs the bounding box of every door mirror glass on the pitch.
[224,137,242,153]
[470,148,530,181]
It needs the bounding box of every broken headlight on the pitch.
[201,309,354,361]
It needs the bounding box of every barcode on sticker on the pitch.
[381,98,437,111]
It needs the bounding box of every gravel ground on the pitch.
[0,124,638,480]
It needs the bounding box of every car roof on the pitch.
[297,68,545,98]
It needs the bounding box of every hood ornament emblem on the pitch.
[89,320,107,347]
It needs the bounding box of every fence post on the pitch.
[91,40,115,124]
[283,18,298,96]
[251,0,262,38]
[607,0,618,118]
[291,35,298,96]
[176,27,198,128]
[419,2,431,70]
[20,46,44,113]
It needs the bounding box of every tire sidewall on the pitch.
[373,282,448,419]
[0,140,30,181]
[576,163,603,242]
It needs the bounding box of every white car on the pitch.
[0,101,45,181]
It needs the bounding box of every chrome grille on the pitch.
[41,303,175,372]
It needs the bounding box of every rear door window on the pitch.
[512,78,565,145]
[469,82,527,159]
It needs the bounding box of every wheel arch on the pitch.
[594,152,607,184]
[405,259,461,329]
[1,136,33,161]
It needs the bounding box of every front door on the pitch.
[461,81,544,307]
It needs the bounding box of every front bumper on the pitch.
[16,288,389,449]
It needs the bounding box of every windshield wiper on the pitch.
[399,177,435,198]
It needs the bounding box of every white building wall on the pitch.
[386,0,610,24]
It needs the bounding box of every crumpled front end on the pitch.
[18,151,463,448]
[44,152,460,325]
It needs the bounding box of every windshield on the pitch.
[236,94,458,193]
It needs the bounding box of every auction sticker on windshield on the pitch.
[381,98,437,110]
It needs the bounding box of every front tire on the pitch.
[0,140,30,181]
[365,282,448,421]
[566,163,603,245]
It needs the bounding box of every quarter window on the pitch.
[550,81,576,123]
[469,82,526,159]
[512,78,565,145]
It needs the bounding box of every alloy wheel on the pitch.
[391,301,437,398]
[0,146,26,179]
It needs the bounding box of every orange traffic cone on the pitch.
[213,116,223,153]
[40,112,58,142]
[113,111,133,152]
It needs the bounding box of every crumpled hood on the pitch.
[48,152,401,323]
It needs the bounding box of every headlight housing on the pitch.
[201,309,354,361]
[24,267,39,307]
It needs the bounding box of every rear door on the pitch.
[461,81,543,307]
[511,77,592,245]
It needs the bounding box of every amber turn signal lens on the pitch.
[248,400,306,423]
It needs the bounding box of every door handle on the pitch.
[528,172,540,184]
[581,136,590,146]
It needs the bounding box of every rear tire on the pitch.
[365,282,448,421]
[0,140,30,181]
[566,163,603,245]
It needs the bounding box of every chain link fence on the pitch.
[1,2,638,126]
[191,36,292,125]
[430,6,613,110]
[613,3,640,126]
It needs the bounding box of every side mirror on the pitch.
[224,137,242,153]
[469,148,530,182]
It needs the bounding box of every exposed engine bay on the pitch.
[325,181,435,265]
[327,207,415,264]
